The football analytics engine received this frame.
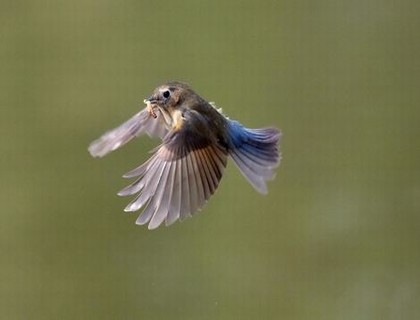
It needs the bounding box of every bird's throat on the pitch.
[157,106,181,130]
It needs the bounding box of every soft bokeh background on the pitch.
[1,0,419,319]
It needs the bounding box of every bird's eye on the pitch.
[162,90,170,99]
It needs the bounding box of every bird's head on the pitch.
[144,81,196,110]
[144,81,203,129]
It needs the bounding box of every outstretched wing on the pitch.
[118,113,228,229]
[88,108,168,158]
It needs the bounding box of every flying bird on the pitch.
[88,82,281,229]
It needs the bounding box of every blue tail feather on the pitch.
[227,120,281,194]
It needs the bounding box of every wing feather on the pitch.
[190,147,205,211]
[147,161,174,229]
[165,159,181,226]
[200,147,219,191]
[88,108,168,158]
[179,155,191,220]
[120,145,227,228]
[195,148,212,199]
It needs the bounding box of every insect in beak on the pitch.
[144,99,158,118]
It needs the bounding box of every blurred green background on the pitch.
[1,0,419,319]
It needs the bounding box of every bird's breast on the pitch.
[171,109,184,131]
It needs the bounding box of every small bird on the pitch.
[88,82,281,229]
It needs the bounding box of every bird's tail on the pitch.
[227,120,281,194]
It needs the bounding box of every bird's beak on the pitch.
[144,94,159,104]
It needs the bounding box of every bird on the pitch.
[88,81,281,229]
